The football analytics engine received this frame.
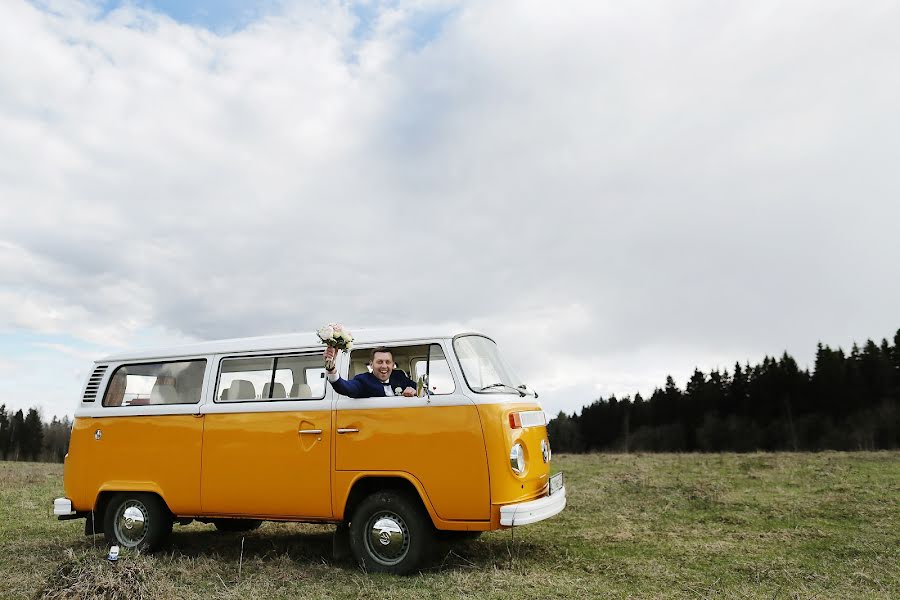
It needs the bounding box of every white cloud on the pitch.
[1,0,899,417]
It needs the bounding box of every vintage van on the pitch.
[54,328,566,574]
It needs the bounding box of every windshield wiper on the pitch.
[517,384,538,398]
[481,383,525,397]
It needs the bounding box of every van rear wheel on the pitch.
[103,492,172,552]
[349,491,433,575]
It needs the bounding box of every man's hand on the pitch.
[324,346,337,373]
[402,387,416,397]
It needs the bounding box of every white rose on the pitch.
[317,326,334,341]
[345,341,353,350]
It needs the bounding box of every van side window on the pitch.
[346,343,456,396]
[217,354,326,402]
[412,345,456,395]
[102,360,207,406]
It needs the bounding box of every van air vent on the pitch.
[82,366,109,403]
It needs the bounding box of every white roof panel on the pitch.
[97,327,490,363]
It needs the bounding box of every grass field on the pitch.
[1,452,898,599]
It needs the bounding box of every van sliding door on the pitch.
[199,354,332,518]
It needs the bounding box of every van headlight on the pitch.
[510,443,525,475]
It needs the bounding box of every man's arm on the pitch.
[327,371,367,398]
[325,346,367,398]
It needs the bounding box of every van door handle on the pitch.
[336,428,359,434]
[299,429,322,434]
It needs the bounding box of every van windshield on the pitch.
[453,335,524,394]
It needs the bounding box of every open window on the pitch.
[346,343,456,396]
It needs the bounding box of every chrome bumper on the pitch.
[53,497,76,517]
[500,485,566,526]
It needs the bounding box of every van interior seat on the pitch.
[350,361,369,377]
[290,383,312,398]
[178,385,202,404]
[150,382,178,404]
[227,380,256,401]
[262,382,286,399]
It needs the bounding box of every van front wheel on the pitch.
[103,492,172,552]
[349,491,433,575]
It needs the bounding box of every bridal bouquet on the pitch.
[316,323,354,351]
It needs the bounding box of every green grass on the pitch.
[2,453,898,599]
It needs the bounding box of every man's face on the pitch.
[371,351,394,382]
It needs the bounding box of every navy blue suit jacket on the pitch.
[330,370,417,398]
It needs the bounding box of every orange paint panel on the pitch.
[64,415,203,514]
[477,402,550,510]
[201,410,332,518]
[335,405,490,521]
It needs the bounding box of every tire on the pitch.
[349,490,434,575]
[103,492,173,552]
[213,519,263,533]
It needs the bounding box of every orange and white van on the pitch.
[54,328,566,573]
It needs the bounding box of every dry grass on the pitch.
[35,548,161,600]
[2,453,898,599]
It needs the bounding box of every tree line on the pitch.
[548,329,900,453]
[0,406,71,463]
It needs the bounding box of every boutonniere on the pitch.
[394,387,403,396]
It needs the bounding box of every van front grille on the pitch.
[82,366,108,403]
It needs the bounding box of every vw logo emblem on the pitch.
[379,530,392,546]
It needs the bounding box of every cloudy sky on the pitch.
[1,0,898,420]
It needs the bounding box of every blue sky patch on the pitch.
[81,1,454,48]
[94,0,280,32]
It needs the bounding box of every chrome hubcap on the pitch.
[114,501,148,547]
[365,512,409,565]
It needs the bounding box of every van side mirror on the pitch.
[417,374,432,399]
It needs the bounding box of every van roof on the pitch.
[97,327,490,363]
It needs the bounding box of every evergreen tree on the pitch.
[547,411,580,452]
[8,410,25,461]
[22,408,44,461]
[43,416,72,462]
[894,329,900,374]
[729,363,750,419]
[0,405,9,460]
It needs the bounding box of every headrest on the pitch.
[351,361,369,377]
[290,383,312,398]
[150,382,178,404]
[226,379,256,401]
[262,382,286,399]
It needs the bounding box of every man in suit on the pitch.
[324,345,417,398]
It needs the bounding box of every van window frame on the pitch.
[214,350,328,403]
